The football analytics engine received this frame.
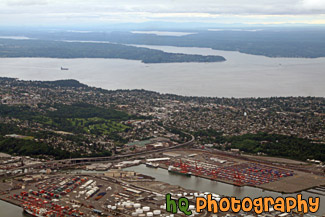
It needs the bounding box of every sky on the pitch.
[1,0,325,26]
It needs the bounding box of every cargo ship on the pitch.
[23,205,52,217]
[168,166,191,177]
[145,162,159,168]
[61,67,69,70]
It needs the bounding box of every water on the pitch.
[0,45,324,97]
[0,200,26,217]
[125,164,325,216]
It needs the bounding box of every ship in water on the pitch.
[145,162,159,168]
[23,203,84,217]
[168,166,192,177]
[60,67,69,70]
[23,205,52,217]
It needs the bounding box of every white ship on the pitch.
[145,162,159,168]
[23,205,54,217]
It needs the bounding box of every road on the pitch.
[4,133,195,174]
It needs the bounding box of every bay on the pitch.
[0,45,324,97]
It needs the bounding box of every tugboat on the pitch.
[168,166,192,177]
[146,162,159,168]
[60,67,69,70]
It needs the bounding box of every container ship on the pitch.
[168,166,192,177]
[23,204,83,217]
[23,205,53,217]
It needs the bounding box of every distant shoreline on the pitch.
[0,76,324,99]
[0,38,226,64]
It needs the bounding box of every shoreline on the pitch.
[75,163,323,195]
[1,168,324,217]
[0,197,20,206]
[154,164,320,195]
[0,76,324,99]
[0,197,24,213]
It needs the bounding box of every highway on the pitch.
[4,133,195,173]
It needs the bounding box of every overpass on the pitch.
[6,133,195,173]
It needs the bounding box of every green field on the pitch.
[69,117,129,135]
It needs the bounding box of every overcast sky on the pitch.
[1,0,325,26]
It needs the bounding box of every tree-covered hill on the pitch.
[0,39,226,63]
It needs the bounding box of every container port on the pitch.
[0,148,324,216]
[1,173,213,217]
[147,149,325,193]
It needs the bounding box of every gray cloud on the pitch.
[5,0,49,6]
[0,0,325,25]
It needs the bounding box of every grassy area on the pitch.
[21,136,34,140]
[69,117,129,135]
[33,115,54,125]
